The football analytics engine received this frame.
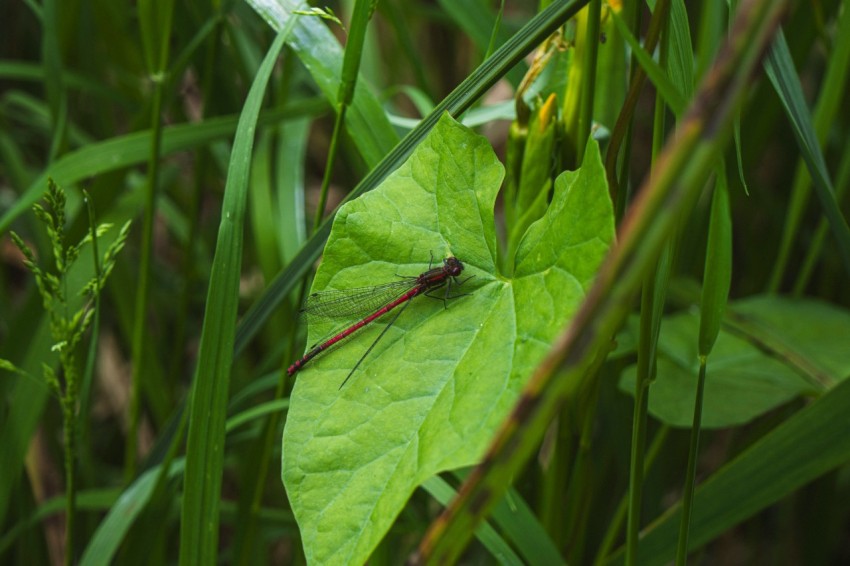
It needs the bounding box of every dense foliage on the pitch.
[1,0,849,564]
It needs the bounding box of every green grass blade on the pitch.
[421,477,523,566]
[485,484,566,565]
[0,99,326,233]
[126,0,176,479]
[667,0,695,99]
[338,0,376,107]
[698,166,732,356]
[0,60,127,104]
[795,137,850,293]
[763,30,850,280]
[438,0,524,86]
[312,0,379,228]
[275,117,310,263]
[79,382,284,565]
[177,30,289,566]
[224,399,289,433]
[609,7,686,116]
[42,0,68,161]
[768,6,850,290]
[0,319,52,527]
[80,463,183,566]
[246,0,397,166]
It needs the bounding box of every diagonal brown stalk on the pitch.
[412,0,789,563]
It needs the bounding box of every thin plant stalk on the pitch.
[675,358,707,564]
[576,0,601,163]
[127,0,176,479]
[593,426,670,566]
[677,165,732,562]
[627,8,672,562]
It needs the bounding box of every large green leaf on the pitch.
[281,114,614,564]
[619,296,850,428]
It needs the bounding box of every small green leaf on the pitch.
[282,117,614,564]
[698,166,731,356]
[0,359,23,374]
[292,7,344,29]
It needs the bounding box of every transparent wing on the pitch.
[299,278,417,322]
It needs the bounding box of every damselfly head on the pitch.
[443,256,464,276]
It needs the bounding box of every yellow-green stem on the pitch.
[675,357,707,564]
[313,105,347,231]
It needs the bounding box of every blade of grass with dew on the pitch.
[235,0,590,356]
[234,51,320,558]
[177,29,290,566]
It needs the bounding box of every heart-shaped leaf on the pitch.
[282,113,614,564]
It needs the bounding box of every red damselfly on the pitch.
[287,256,470,388]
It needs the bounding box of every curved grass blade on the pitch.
[764,28,850,284]
[607,374,850,566]
[0,99,326,233]
[177,29,290,566]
